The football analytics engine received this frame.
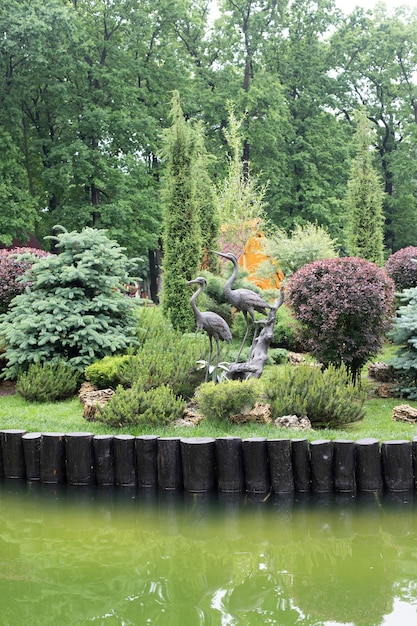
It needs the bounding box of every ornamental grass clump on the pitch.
[264,364,365,428]
[16,361,80,402]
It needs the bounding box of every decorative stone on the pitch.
[274,415,312,430]
[82,389,115,420]
[230,403,272,425]
[392,404,417,423]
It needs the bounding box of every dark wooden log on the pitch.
[0,429,26,479]
[226,287,285,380]
[114,435,136,486]
[216,437,245,492]
[333,439,356,493]
[65,432,95,486]
[180,437,216,492]
[310,439,333,492]
[267,438,294,493]
[381,440,413,492]
[291,438,310,492]
[413,436,417,490]
[93,435,114,486]
[136,435,159,488]
[355,438,382,492]
[22,432,42,481]
[40,432,66,483]
[242,438,270,493]
[157,437,183,490]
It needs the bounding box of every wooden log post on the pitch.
[180,437,216,492]
[242,438,270,493]
[136,435,159,489]
[292,438,310,492]
[333,440,356,493]
[65,432,95,486]
[310,440,333,493]
[267,439,294,493]
[22,433,42,481]
[93,435,114,486]
[40,432,66,483]
[381,440,414,492]
[355,438,383,492]
[114,435,136,487]
[0,429,26,479]
[157,437,183,490]
[215,437,245,492]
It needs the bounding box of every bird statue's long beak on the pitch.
[214,251,226,258]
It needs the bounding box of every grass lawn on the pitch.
[1,387,417,442]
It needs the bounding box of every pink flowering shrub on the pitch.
[0,247,49,314]
[384,246,417,292]
[287,257,395,382]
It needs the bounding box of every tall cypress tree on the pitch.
[345,108,385,265]
[161,92,202,332]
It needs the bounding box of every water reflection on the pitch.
[0,479,417,625]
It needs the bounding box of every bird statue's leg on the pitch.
[236,312,250,362]
[251,318,267,349]
[205,335,214,382]
[213,337,221,382]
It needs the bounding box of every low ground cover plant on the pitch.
[16,361,80,402]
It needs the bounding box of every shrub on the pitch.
[389,287,417,398]
[97,383,186,428]
[262,222,338,278]
[264,364,365,427]
[287,257,395,382]
[272,304,301,351]
[0,227,139,379]
[0,247,49,314]
[84,355,130,389]
[16,361,80,402]
[385,246,417,292]
[196,378,262,421]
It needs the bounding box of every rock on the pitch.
[392,404,417,423]
[274,415,312,430]
[230,403,272,424]
[368,361,395,382]
[78,382,98,403]
[81,388,115,421]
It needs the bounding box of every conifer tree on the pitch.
[345,108,385,265]
[161,92,202,332]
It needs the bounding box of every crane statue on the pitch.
[214,251,272,361]
[187,277,232,382]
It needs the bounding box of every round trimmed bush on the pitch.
[287,257,395,382]
[385,246,417,292]
[0,247,49,314]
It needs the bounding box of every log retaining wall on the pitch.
[1,429,417,494]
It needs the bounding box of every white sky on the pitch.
[336,0,417,12]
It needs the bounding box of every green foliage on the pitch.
[196,378,262,422]
[97,383,186,428]
[287,257,395,382]
[263,222,339,278]
[86,306,207,399]
[161,91,202,333]
[344,108,385,265]
[389,287,417,398]
[264,364,366,428]
[84,355,130,389]
[272,304,301,351]
[16,361,80,402]
[0,227,138,378]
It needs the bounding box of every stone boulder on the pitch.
[392,403,417,423]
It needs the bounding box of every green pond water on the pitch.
[0,481,417,626]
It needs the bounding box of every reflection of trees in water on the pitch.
[0,487,416,624]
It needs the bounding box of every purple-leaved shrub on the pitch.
[384,246,417,292]
[0,247,50,314]
[287,257,395,382]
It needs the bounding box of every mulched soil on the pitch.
[0,382,16,396]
